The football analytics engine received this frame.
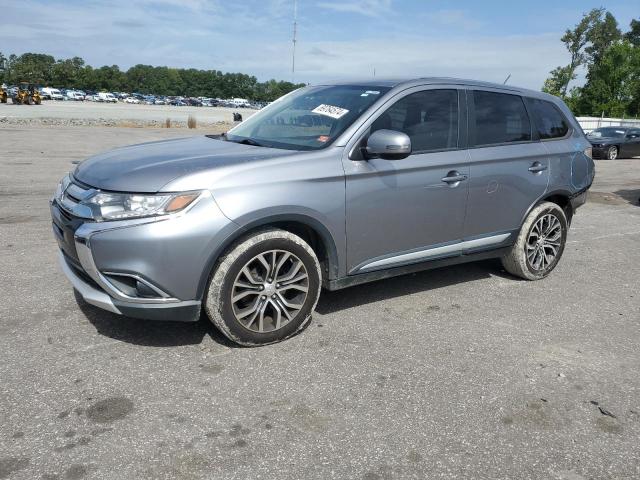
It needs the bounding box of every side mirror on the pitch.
[365,129,411,160]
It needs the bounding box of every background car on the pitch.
[124,96,140,104]
[587,127,640,159]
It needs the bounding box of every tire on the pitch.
[501,202,568,280]
[607,146,618,160]
[205,228,322,346]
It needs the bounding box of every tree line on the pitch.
[543,8,640,117]
[0,53,304,102]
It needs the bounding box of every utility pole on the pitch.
[292,0,297,83]
[503,74,511,85]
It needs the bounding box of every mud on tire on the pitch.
[204,228,322,346]
[501,201,568,280]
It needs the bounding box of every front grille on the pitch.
[51,200,89,263]
[55,177,97,220]
[61,251,104,291]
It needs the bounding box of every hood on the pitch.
[73,136,296,192]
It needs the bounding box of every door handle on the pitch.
[441,173,468,184]
[528,162,547,173]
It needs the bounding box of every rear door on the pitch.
[343,86,469,274]
[464,89,549,242]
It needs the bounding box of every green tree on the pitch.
[542,8,620,98]
[578,41,640,116]
[51,56,85,87]
[624,19,640,47]
[7,53,55,84]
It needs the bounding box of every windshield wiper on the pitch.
[234,138,264,147]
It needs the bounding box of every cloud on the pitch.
[424,9,483,31]
[308,47,337,58]
[229,33,568,90]
[0,0,571,90]
[316,0,392,18]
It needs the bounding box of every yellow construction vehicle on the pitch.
[0,84,7,103]
[11,82,42,105]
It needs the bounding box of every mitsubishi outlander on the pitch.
[51,78,595,345]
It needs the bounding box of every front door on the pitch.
[622,129,640,158]
[343,87,470,274]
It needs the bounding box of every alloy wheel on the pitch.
[608,146,618,160]
[230,250,309,333]
[525,213,563,271]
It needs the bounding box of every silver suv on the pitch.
[51,78,595,345]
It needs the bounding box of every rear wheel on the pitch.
[501,202,568,280]
[607,146,618,160]
[205,229,321,346]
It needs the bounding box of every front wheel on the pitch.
[607,146,618,160]
[501,202,568,280]
[205,229,322,346]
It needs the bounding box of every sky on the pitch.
[0,0,637,90]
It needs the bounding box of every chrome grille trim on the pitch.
[58,177,96,219]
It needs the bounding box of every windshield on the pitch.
[226,85,391,150]
[589,127,626,138]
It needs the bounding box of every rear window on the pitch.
[472,91,531,146]
[528,98,570,139]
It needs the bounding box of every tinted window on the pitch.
[528,98,570,139]
[472,91,531,145]
[371,89,458,152]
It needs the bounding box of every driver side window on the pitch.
[371,89,459,153]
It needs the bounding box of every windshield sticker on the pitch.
[365,90,380,95]
[317,135,330,143]
[312,104,349,119]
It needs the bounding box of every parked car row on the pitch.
[32,87,266,109]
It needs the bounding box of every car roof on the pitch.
[316,77,547,97]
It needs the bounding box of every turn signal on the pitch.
[165,193,200,212]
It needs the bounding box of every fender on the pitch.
[196,210,341,300]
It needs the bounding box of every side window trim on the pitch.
[524,97,573,142]
[467,88,534,149]
[348,86,466,160]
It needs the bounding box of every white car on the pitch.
[124,97,140,104]
[41,87,64,100]
[98,92,118,103]
[65,90,84,101]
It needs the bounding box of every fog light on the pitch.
[136,280,159,298]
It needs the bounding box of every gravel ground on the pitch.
[0,125,639,480]
[0,101,256,128]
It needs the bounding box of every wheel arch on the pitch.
[196,213,340,299]
[520,190,574,231]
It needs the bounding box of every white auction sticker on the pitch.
[312,104,349,119]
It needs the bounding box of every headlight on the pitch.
[86,191,201,221]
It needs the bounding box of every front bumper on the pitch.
[51,189,237,322]
[58,251,201,321]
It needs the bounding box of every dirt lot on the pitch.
[0,125,639,480]
[0,100,256,128]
